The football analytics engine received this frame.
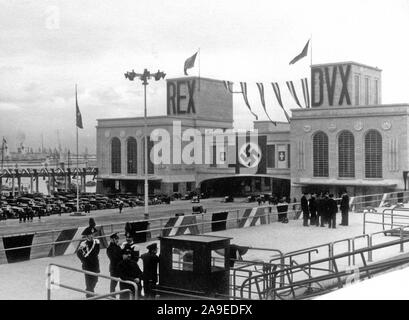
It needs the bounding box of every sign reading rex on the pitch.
[167,79,196,115]
[311,64,352,107]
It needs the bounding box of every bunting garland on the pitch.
[256,83,277,126]
[286,81,303,108]
[240,82,258,120]
[223,80,233,93]
[301,78,310,108]
[271,82,291,122]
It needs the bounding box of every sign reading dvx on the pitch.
[311,64,351,107]
[167,80,196,115]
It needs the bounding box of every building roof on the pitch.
[311,61,382,72]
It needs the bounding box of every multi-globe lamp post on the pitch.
[124,68,166,219]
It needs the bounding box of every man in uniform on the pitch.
[340,191,350,226]
[316,193,325,227]
[117,247,143,300]
[308,193,317,226]
[141,243,160,299]
[301,192,310,227]
[106,232,122,294]
[327,194,338,229]
[76,226,100,298]
[121,232,140,262]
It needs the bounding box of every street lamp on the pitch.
[124,68,166,219]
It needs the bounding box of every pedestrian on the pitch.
[141,243,160,299]
[76,226,100,298]
[301,192,309,227]
[316,193,325,227]
[327,194,338,229]
[106,233,122,294]
[18,209,24,223]
[29,207,34,222]
[119,201,124,214]
[340,191,350,226]
[277,197,289,223]
[308,193,317,226]
[117,247,143,300]
[121,232,140,263]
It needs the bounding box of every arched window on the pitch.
[127,137,137,174]
[313,131,328,177]
[111,137,121,174]
[365,130,382,178]
[338,131,355,177]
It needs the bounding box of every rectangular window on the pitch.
[374,79,379,104]
[186,182,192,192]
[267,145,275,168]
[287,144,291,168]
[210,145,217,167]
[172,248,193,271]
[173,183,179,193]
[365,77,370,105]
[354,75,360,105]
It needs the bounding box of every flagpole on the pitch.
[310,34,313,108]
[198,47,201,92]
[1,137,4,170]
[76,84,80,213]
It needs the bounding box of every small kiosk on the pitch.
[158,234,232,298]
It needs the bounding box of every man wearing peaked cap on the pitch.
[141,242,160,299]
[121,231,140,262]
[117,247,143,299]
[77,224,100,298]
[107,232,122,294]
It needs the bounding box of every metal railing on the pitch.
[46,263,139,300]
[238,233,409,300]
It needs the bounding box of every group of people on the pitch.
[300,191,350,228]
[18,206,38,223]
[76,218,159,300]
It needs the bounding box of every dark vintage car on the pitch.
[223,195,234,203]
[191,196,200,203]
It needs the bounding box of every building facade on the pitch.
[96,61,409,199]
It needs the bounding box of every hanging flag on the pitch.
[184,52,198,76]
[286,81,303,108]
[240,82,258,120]
[301,78,310,108]
[289,39,310,65]
[256,83,277,126]
[76,86,83,129]
[223,80,234,93]
[271,82,291,122]
[2,137,9,156]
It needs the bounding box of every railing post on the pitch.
[347,240,351,266]
[400,228,404,253]
[368,235,373,262]
[201,213,205,234]
[280,255,285,288]
[46,264,52,300]
[237,210,240,228]
[329,244,334,271]
[351,239,356,266]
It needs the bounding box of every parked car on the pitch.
[191,196,200,203]
[224,195,234,203]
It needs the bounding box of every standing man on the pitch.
[340,191,350,226]
[118,201,124,214]
[121,231,140,262]
[316,193,325,227]
[106,233,122,294]
[117,248,143,300]
[309,193,317,226]
[327,194,338,229]
[141,243,160,299]
[300,192,310,227]
[76,226,100,298]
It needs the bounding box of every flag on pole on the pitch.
[184,52,198,75]
[256,83,277,126]
[289,39,310,65]
[271,82,291,122]
[286,81,303,108]
[301,78,310,108]
[76,86,83,129]
[240,82,258,120]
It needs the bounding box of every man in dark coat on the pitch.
[106,233,122,294]
[316,193,325,227]
[327,194,338,229]
[141,243,160,299]
[117,248,143,300]
[301,192,310,227]
[340,191,350,226]
[121,232,140,262]
[277,197,289,223]
[309,193,317,226]
[76,226,100,298]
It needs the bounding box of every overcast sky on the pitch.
[1,0,408,153]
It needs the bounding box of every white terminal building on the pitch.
[96,61,409,199]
